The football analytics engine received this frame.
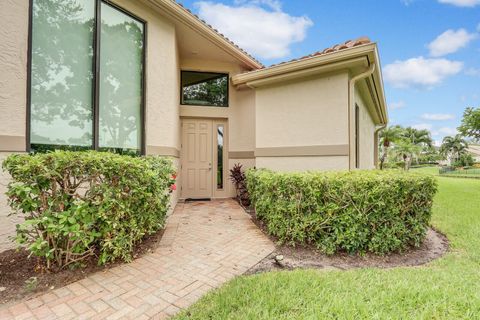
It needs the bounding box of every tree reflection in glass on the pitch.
[98,3,144,153]
[217,125,224,189]
[30,0,144,154]
[30,0,95,147]
[182,72,228,107]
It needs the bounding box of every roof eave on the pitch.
[149,0,263,70]
[232,43,377,85]
[368,45,388,125]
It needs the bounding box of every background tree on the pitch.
[379,125,402,169]
[394,139,422,170]
[402,127,433,147]
[440,135,469,165]
[458,107,480,142]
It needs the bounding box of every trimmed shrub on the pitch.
[246,169,437,254]
[2,151,176,269]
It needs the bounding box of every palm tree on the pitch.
[379,125,403,169]
[394,140,422,170]
[401,127,433,164]
[440,135,469,164]
[403,127,433,147]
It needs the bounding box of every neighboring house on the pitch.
[0,0,388,211]
[467,144,480,163]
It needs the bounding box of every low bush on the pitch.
[246,169,437,254]
[2,151,175,269]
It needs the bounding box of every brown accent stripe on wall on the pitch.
[0,135,26,152]
[146,146,180,158]
[255,144,349,157]
[229,151,255,159]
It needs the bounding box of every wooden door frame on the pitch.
[180,117,229,200]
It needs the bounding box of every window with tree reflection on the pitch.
[29,0,144,154]
[181,71,228,107]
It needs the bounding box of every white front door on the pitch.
[181,119,213,199]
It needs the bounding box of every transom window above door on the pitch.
[181,71,229,107]
[28,0,145,155]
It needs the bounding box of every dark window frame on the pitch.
[180,70,229,107]
[26,0,147,155]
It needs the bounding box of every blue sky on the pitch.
[179,0,480,145]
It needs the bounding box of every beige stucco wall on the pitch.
[355,86,376,169]
[0,153,23,252]
[256,156,349,172]
[254,71,350,172]
[0,0,29,151]
[0,1,29,252]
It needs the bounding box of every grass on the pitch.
[175,176,480,319]
[410,166,440,175]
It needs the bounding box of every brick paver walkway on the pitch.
[0,200,275,319]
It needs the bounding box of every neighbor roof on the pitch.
[468,145,480,156]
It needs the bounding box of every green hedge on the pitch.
[2,151,176,269]
[246,170,437,254]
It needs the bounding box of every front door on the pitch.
[181,119,213,199]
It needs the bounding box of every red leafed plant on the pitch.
[229,163,250,207]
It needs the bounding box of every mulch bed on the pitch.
[242,204,449,275]
[0,229,164,304]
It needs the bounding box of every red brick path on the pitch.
[0,200,275,319]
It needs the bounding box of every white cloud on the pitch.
[195,1,313,59]
[433,127,458,136]
[421,113,456,120]
[428,29,477,57]
[465,67,480,76]
[412,123,433,130]
[384,57,463,88]
[389,101,406,110]
[438,0,480,7]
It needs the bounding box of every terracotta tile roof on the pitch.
[171,0,264,68]
[264,37,372,68]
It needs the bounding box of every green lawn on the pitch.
[175,177,480,319]
[410,166,440,175]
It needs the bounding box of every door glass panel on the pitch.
[98,2,144,153]
[30,0,95,148]
[217,125,224,190]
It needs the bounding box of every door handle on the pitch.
[208,163,212,171]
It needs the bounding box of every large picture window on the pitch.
[29,0,145,154]
[181,71,228,107]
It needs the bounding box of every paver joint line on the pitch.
[1,199,275,319]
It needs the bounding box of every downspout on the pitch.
[348,63,376,170]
